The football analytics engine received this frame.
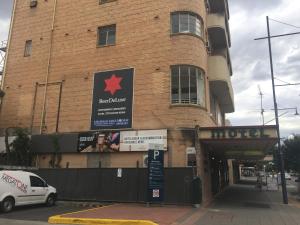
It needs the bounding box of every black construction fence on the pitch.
[31,168,201,205]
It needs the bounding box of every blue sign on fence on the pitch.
[148,146,164,202]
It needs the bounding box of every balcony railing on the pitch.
[207,13,231,50]
[208,55,234,113]
[206,0,229,18]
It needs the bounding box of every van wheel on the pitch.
[1,197,14,213]
[46,194,55,206]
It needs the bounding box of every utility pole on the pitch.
[254,16,300,204]
[266,16,288,204]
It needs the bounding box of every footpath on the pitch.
[49,183,300,225]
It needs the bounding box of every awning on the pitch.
[198,125,277,160]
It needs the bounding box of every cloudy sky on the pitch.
[0,0,299,138]
[228,0,300,138]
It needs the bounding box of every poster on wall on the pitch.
[120,129,167,151]
[77,129,167,153]
[77,131,120,153]
[90,68,134,130]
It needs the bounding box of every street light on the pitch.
[253,16,300,204]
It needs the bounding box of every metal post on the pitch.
[55,82,63,133]
[266,16,288,204]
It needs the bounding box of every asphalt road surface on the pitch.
[0,202,89,223]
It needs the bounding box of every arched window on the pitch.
[171,12,203,37]
[171,65,205,106]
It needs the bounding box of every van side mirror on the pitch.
[44,182,48,187]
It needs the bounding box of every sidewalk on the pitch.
[49,204,206,225]
[196,184,300,225]
[49,183,300,225]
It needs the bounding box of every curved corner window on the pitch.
[171,65,205,106]
[171,12,203,37]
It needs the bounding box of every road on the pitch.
[0,218,51,225]
[0,202,89,225]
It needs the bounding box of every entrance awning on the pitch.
[198,126,277,160]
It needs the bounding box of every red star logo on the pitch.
[104,74,123,95]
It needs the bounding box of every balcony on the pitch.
[208,55,234,113]
[207,0,229,17]
[207,13,231,50]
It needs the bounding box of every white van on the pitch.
[0,170,57,212]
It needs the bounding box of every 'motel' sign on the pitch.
[148,149,164,202]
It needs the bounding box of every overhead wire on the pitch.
[269,18,300,29]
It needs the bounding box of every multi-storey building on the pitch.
[0,0,277,204]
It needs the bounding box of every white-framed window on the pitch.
[186,147,196,167]
[171,65,205,106]
[24,40,32,57]
[171,12,203,37]
[98,25,116,46]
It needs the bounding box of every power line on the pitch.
[274,77,300,87]
[274,77,291,85]
[276,82,300,87]
[269,18,300,29]
[254,31,300,40]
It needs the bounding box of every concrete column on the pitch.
[228,159,234,185]
[195,126,213,206]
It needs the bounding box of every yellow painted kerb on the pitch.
[48,215,158,225]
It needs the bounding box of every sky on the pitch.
[228,0,300,138]
[0,0,299,138]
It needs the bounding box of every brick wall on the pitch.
[1,0,217,168]
[1,0,215,131]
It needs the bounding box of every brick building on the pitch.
[0,0,278,204]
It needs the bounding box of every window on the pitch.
[30,0,38,8]
[171,65,205,106]
[171,12,203,37]
[99,0,117,4]
[30,176,45,187]
[98,25,116,46]
[24,40,32,57]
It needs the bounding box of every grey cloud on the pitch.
[287,50,300,64]
[229,0,283,14]
[0,0,13,20]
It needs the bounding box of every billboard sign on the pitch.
[91,68,134,130]
[77,129,167,153]
[120,129,167,151]
[77,131,120,153]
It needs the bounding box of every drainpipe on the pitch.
[195,125,201,177]
[40,0,58,134]
[30,82,38,133]
[55,81,63,133]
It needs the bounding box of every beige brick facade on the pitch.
[1,0,215,128]
[0,0,233,191]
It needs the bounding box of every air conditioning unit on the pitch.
[205,41,212,54]
[143,155,148,168]
[30,0,38,8]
